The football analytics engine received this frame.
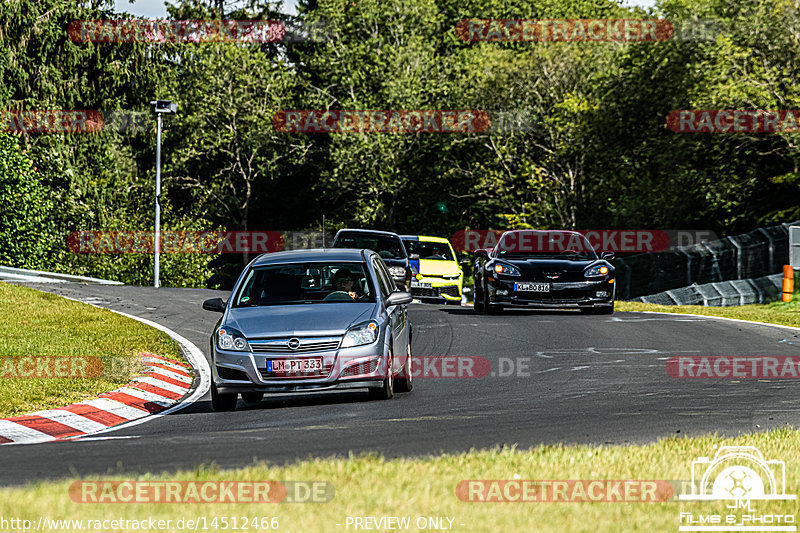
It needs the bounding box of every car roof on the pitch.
[499,229,585,237]
[251,248,371,266]
[334,228,402,239]
[400,235,450,244]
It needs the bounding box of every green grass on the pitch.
[0,282,182,417]
[617,297,800,328]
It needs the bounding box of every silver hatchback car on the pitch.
[203,248,413,411]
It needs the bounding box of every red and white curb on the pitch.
[0,306,211,445]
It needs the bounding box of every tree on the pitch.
[0,133,52,268]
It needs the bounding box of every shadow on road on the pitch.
[438,307,582,317]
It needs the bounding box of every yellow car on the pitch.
[401,235,467,305]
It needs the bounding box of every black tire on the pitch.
[483,287,502,314]
[473,283,485,313]
[395,342,414,393]
[369,345,395,400]
[478,284,491,314]
[241,392,264,404]
[211,382,237,412]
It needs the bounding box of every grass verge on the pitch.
[0,431,798,532]
[617,297,800,328]
[0,282,182,418]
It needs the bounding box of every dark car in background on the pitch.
[202,248,413,411]
[331,229,414,291]
[473,230,615,314]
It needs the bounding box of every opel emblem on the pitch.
[288,338,300,350]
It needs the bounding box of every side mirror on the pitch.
[408,253,420,260]
[600,252,615,260]
[386,290,413,306]
[202,298,227,313]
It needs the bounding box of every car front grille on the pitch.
[440,285,460,297]
[250,336,341,353]
[411,285,459,298]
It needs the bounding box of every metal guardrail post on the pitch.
[757,227,774,273]
[678,247,692,285]
[727,236,743,279]
[702,242,723,282]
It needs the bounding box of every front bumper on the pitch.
[409,277,462,301]
[212,340,388,395]
[487,277,615,308]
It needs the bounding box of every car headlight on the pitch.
[492,263,521,276]
[585,264,610,277]
[443,273,461,280]
[388,266,405,278]
[341,321,379,348]
[217,326,250,352]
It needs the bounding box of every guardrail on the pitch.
[632,273,782,306]
[614,224,791,300]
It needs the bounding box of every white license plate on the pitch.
[267,358,323,374]
[514,282,550,292]
[411,281,432,288]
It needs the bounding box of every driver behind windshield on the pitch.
[332,268,362,300]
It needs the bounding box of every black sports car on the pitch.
[473,230,615,314]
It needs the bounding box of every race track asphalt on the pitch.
[1,283,799,486]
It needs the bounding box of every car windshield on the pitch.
[495,232,598,261]
[234,262,375,306]
[403,240,454,261]
[333,233,406,260]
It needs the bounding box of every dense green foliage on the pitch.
[0,0,798,287]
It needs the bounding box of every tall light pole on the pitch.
[150,100,177,288]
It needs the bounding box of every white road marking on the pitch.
[70,435,141,442]
[80,398,149,420]
[28,410,107,433]
[143,366,193,383]
[141,356,191,373]
[131,376,189,395]
[114,387,173,405]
